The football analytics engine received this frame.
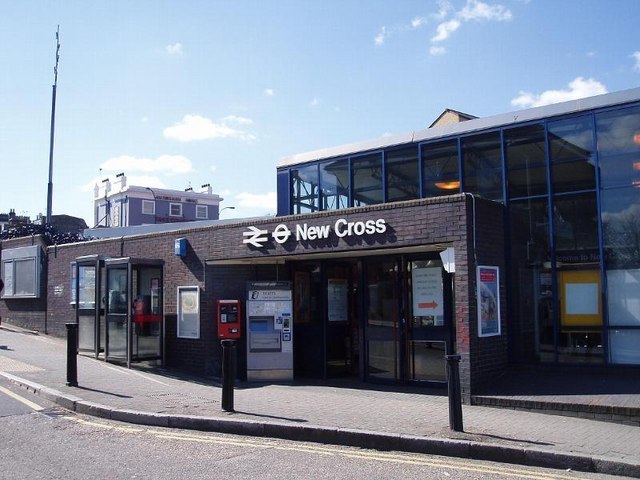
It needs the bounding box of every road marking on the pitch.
[0,385,44,411]
[62,417,583,479]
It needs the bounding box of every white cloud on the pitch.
[375,26,388,46]
[81,174,166,193]
[166,42,183,55]
[430,0,512,54]
[511,77,608,109]
[632,51,640,72]
[430,46,447,56]
[163,114,256,142]
[431,0,453,21]
[309,97,320,107]
[234,192,277,212]
[458,0,512,21]
[100,154,194,175]
[411,17,427,29]
[431,19,461,42]
[264,88,275,97]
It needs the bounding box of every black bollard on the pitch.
[221,339,237,412]
[65,323,78,387]
[445,354,463,432]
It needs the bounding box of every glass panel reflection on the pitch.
[385,146,419,202]
[596,105,640,188]
[548,116,596,193]
[421,140,460,197]
[291,164,319,213]
[352,153,383,207]
[505,124,547,198]
[320,158,349,210]
[462,132,503,201]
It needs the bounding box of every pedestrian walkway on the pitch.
[0,324,639,478]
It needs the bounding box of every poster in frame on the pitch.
[177,286,200,339]
[477,266,501,337]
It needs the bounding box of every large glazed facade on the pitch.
[276,88,640,367]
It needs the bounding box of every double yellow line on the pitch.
[66,416,583,480]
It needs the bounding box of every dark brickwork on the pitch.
[0,194,507,396]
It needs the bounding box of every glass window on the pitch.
[609,330,640,364]
[1,246,41,298]
[170,203,182,217]
[553,192,598,256]
[196,205,208,219]
[601,187,640,269]
[596,105,640,188]
[548,116,596,193]
[421,140,459,197]
[602,187,640,330]
[505,124,547,198]
[352,152,383,207]
[320,158,349,210]
[14,259,36,296]
[142,200,155,215]
[462,132,503,201]
[385,146,419,203]
[291,164,319,213]
[509,198,553,362]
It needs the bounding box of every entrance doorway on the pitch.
[364,256,452,383]
[291,253,453,385]
[105,258,164,367]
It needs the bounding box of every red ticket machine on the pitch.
[217,300,242,339]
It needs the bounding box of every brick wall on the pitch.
[1,194,509,394]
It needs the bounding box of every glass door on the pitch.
[406,259,450,382]
[77,263,98,352]
[131,265,163,361]
[106,265,129,363]
[365,258,401,381]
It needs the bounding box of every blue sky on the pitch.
[1,0,639,226]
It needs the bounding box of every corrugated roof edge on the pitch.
[278,87,640,168]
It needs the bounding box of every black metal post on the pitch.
[446,354,463,432]
[66,322,78,387]
[221,339,236,412]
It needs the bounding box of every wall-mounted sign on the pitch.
[412,267,443,317]
[477,266,501,337]
[243,218,387,248]
[177,286,200,339]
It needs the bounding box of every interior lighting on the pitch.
[434,181,461,190]
[633,132,640,145]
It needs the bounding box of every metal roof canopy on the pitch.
[278,87,640,168]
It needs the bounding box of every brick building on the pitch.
[2,87,640,400]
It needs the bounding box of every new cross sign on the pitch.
[242,218,387,249]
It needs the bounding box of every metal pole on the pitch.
[66,323,78,387]
[46,26,60,225]
[446,354,463,432]
[221,339,236,412]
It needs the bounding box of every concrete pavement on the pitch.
[0,324,639,478]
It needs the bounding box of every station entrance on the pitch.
[75,256,164,367]
[292,252,454,384]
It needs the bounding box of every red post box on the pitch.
[217,299,242,339]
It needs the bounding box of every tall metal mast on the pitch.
[46,26,60,225]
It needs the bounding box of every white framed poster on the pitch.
[177,286,200,339]
[327,278,348,322]
[477,266,501,337]
[412,266,443,317]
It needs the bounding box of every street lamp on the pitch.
[219,206,235,218]
[145,187,157,224]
